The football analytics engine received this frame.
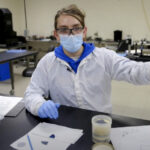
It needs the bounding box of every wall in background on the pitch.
[0,0,150,41]
[0,0,25,35]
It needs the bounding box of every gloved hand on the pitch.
[38,100,60,119]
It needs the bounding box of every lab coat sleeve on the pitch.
[23,56,50,116]
[106,50,150,85]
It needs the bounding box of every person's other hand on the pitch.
[38,100,60,119]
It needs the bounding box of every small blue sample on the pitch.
[17,142,26,148]
[49,134,55,138]
[41,141,48,145]
[96,119,106,124]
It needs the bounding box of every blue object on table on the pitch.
[49,134,55,138]
[6,49,27,53]
[0,63,10,81]
[27,135,34,150]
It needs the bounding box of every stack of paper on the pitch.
[0,96,22,116]
[11,122,83,150]
[110,126,150,150]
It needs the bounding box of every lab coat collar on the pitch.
[54,42,95,73]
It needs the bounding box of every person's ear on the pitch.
[54,30,60,41]
[83,26,87,41]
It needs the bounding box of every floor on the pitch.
[0,65,150,120]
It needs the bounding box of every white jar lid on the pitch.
[92,143,114,150]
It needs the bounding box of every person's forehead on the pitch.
[57,15,81,27]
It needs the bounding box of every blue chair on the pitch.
[0,63,10,81]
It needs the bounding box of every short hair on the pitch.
[54,4,86,29]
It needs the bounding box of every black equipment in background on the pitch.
[117,40,128,52]
[117,39,132,52]
[0,8,19,47]
[114,30,122,42]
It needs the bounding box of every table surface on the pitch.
[0,50,38,95]
[0,50,38,64]
[0,105,150,150]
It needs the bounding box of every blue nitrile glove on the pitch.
[38,100,60,119]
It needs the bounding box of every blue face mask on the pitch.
[59,33,83,53]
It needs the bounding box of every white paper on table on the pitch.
[0,96,22,116]
[30,122,83,144]
[10,122,83,150]
[10,133,70,150]
[110,125,150,150]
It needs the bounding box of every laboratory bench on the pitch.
[0,50,38,95]
[0,105,150,150]
[27,40,59,60]
[26,40,118,60]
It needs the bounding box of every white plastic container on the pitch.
[92,115,112,143]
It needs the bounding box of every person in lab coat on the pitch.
[24,4,150,119]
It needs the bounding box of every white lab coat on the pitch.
[24,47,150,116]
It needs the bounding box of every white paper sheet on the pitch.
[11,122,83,150]
[110,125,150,150]
[30,122,83,144]
[0,96,22,116]
[11,133,70,150]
